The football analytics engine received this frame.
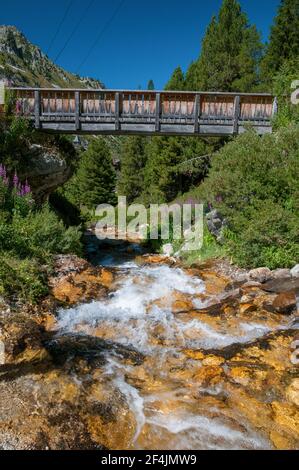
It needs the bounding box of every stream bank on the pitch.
[0,238,298,450]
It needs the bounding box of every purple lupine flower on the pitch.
[24,180,31,195]
[0,164,7,179]
[13,172,19,188]
[16,100,22,114]
[3,176,9,186]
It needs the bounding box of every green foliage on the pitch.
[139,137,213,205]
[0,255,48,303]
[117,136,148,203]
[185,0,263,92]
[71,138,117,210]
[182,225,226,265]
[5,206,82,262]
[261,0,299,85]
[4,88,17,115]
[185,61,200,91]
[165,67,185,91]
[0,174,82,303]
[147,80,155,90]
[0,116,77,175]
[49,189,82,227]
[224,201,299,269]
[197,125,299,268]
[272,58,299,128]
[0,116,34,171]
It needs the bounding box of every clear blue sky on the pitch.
[2,0,280,89]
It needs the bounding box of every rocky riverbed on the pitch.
[0,241,298,450]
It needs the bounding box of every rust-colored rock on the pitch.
[193,365,223,385]
[286,379,299,407]
[51,267,113,305]
[272,292,297,315]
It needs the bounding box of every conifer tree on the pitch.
[185,0,263,92]
[141,136,212,204]
[165,66,185,91]
[147,79,155,90]
[185,61,200,91]
[76,138,116,209]
[261,0,299,84]
[117,136,147,203]
[142,137,184,203]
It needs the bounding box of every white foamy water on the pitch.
[57,256,276,450]
[58,264,275,350]
[143,412,271,450]
[57,264,206,351]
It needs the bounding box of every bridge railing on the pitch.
[9,87,276,135]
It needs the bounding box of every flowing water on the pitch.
[55,243,294,450]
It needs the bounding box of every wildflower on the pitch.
[24,179,31,195]
[13,172,19,188]
[0,164,7,179]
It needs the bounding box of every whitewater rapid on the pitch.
[57,254,277,450]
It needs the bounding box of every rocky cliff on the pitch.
[0,25,103,88]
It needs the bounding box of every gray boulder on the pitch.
[248,267,272,284]
[291,265,299,279]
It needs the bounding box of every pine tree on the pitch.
[117,136,147,203]
[147,79,155,90]
[141,136,210,204]
[261,0,299,84]
[76,138,116,209]
[142,137,184,204]
[165,66,185,91]
[185,61,200,91]
[185,0,263,92]
[233,25,264,92]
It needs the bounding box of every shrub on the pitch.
[194,125,299,268]
[224,201,299,268]
[9,205,82,262]
[0,255,48,303]
[0,168,83,302]
[272,58,299,129]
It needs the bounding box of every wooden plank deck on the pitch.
[8,87,276,137]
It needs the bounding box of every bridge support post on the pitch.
[233,95,240,135]
[0,80,6,114]
[155,93,161,132]
[194,94,200,134]
[115,92,120,131]
[34,90,41,129]
[75,91,80,131]
[272,97,278,117]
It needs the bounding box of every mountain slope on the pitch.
[0,25,103,88]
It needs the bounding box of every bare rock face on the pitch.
[19,144,73,202]
[0,25,103,88]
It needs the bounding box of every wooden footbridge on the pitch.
[2,85,276,137]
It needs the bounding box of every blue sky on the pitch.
[2,0,280,89]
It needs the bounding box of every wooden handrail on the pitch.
[6,86,276,137]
